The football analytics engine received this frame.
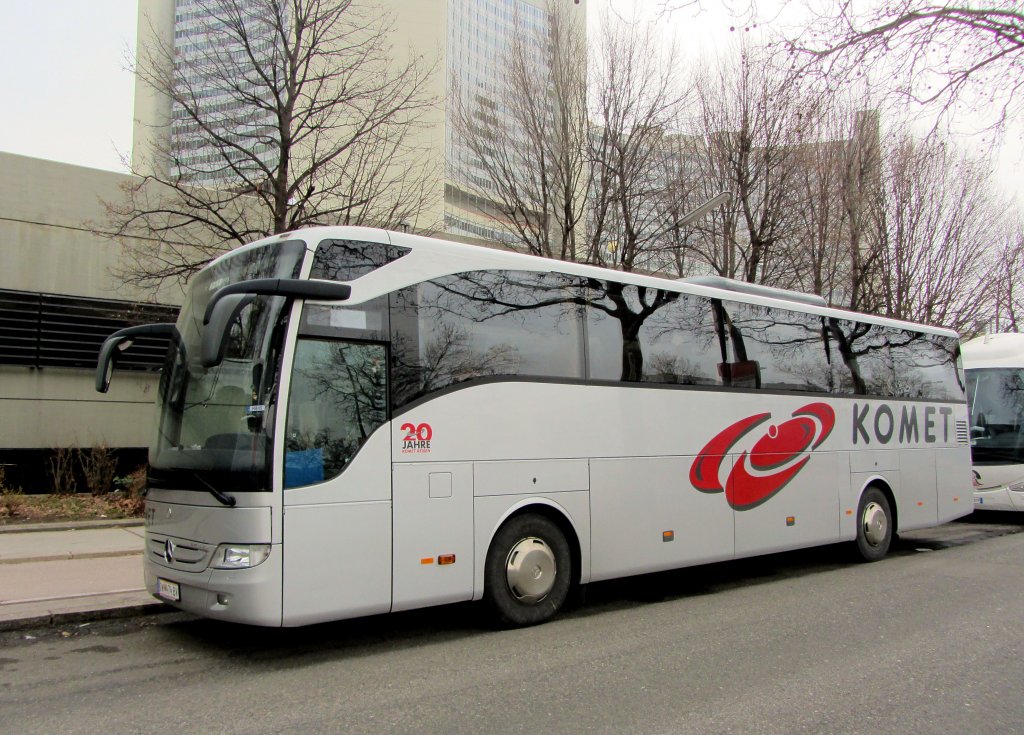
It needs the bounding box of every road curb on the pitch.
[0,600,174,633]
[0,518,144,534]
[0,549,144,565]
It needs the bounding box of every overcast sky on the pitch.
[1,1,138,171]
[1,0,1020,202]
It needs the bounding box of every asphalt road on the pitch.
[2,514,1023,735]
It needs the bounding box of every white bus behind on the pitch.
[963,332,1024,511]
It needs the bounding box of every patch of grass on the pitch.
[0,492,144,526]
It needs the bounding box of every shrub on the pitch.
[113,465,147,515]
[49,447,77,495]
[0,467,24,519]
[78,444,118,496]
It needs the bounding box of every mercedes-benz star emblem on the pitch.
[164,539,176,564]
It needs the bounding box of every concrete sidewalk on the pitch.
[0,520,164,628]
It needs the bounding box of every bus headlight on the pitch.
[212,544,271,569]
[1008,481,1024,494]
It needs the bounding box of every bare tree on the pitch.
[786,0,1024,131]
[452,5,688,272]
[645,133,707,278]
[787,104,886,310]
[787,104,851,301]
[586,17,689,273]
[991,217,1024,332]
[656,0,758,23]
[449,1,588,261]
[681,43,810,285]
[110,0,438,291]
[836,109,887,313]
[875,134,1001,332]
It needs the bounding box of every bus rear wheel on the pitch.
[855,486,893,562]
[483,514,571,628]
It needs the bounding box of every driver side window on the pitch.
[284,339,388,488]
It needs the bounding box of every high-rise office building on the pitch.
[133,0,586,240]
[167,0,278,184]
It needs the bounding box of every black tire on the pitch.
[483,513,572,628]
[855,486,893,562]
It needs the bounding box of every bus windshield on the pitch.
[149,240,307,492]
[967,367,1024,464]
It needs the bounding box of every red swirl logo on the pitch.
[689,402,835,510]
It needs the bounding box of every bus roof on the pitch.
[223,226,960,340]
[962,333,1024,369]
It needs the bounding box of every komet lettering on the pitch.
[899,406,919,443]
[853,402,952,445]
[874,405,894,443]
[853,403,871,445]
[939,407,952,441]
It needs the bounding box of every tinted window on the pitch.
[586,283,726,385]
[300,297,390,342]
[390,271,585,411]
[311,239,410,281]
[284,340,388,488]
[888,331,964,400]
[828,319,895,395]
[723,301,831,392]
[828,320,962,400]
[968,368,1024,463]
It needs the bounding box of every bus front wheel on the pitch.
[483,514,571,628]
[855,486,893,562]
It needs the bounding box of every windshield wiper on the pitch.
[193,473,237,507]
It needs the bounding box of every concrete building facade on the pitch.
[0,153,183,489]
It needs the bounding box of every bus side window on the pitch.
[389,271,585,411]
[828,319,895,396]
[720,300,830,393]
[586,285,725,386]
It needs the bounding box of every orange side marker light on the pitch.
[438,554,456,565]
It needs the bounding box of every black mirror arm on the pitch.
[96,323,178,393]
[202,278,352,325]
[200,294,256,368]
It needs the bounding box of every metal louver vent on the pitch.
[0,289,178,370]
[956,420,969,445]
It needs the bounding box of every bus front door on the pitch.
[281,339,393,626]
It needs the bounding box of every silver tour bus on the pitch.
[98,227,972,627]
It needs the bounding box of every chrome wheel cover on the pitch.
[862,501,888,547]
[505,536,557,604]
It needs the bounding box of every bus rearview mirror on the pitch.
[202,278,352,325]
[201,294,256,368]
[200,278,353,368]
[95,323,178,393]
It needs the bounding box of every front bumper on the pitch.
[144,544,283,626]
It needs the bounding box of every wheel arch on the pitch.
[858,476,899,535]
[484,499,584,588]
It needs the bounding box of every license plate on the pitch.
[157,578,181,602]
